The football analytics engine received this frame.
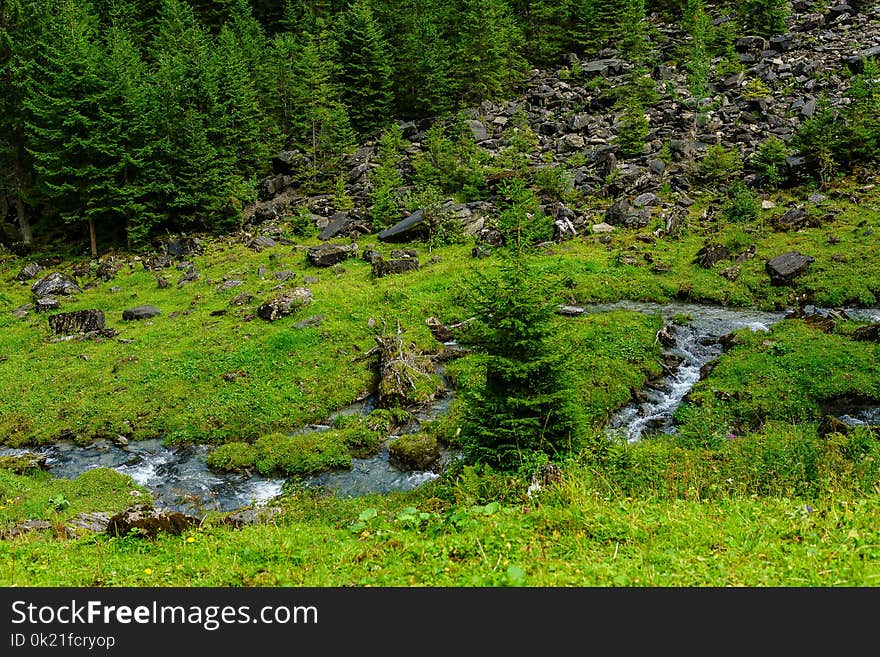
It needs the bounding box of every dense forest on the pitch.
[4,0,874,256]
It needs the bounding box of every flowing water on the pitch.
[569,301,880,442]
[5,303,879,511]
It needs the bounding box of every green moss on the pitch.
[0,467,147,523]
[206,442,257,473]
[253,432,351,477]
[389,433,441,471]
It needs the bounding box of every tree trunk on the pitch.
[14,197,31,245]
[88,217,97,257]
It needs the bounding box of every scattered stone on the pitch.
[248,235,277,251]
[307,243,358,267]
[222,370,247,382]
[157,276,169,289]
[766,251,814,285]
[773,206,815,231]
[2,519,53,540]
[719,265,741,281]
[362,248,382,263]
[48,309,106,335]
[35,297,61,313]
[693,243,731,268]
[230,292,254,306]
[217,280,244,291]
[371,258,420,278]
[850,324,880,342]
[293,314,324,329]
[591,222,615,234]
[106,504,199,539]
[64,512,111,539]
[219,506,283,529]
[257,287,313,321]
[11,304,31,319]
[16,262,42,281]
[31,272,81,299]
[122,305,161,321]
[377,210,430,242]
[818,414,852,438]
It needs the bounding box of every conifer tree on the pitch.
[273,32,354,185]
[457,177,584,471]
[333,0,394,137]
[144,0,237,232]
[454,0,526,103]
[214,25,270,177]
[23,0,118,255]
[0,0,45,245]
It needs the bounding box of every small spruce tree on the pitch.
[457,177,583,471]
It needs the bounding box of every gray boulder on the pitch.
[122,305,161,321]
[107,504,199,539]
[371,258,420,278]
[31,272,82,299]
[766,251,814,285]
[257,287,313,321]
[48,309,106,335]
[307,243,358,267]
[16,262,42,281]
[377,210,430,243]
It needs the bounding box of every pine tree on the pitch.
[333,0,394,137]
[273,32,354,186]
[453,0,526,104]
[213,25,270,177]
[23,0,118,255]
[0,0,45,245]
[144,0,237,232]
[457,177,583,471]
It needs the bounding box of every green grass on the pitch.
[674,318,880,446]
[2,467,880,586]
[1,176,879,586]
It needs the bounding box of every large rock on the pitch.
[766,251,814,285]
[371,258,420,278]
[48,309,106,335]
[271,150,308,175]
[0,452,48,473]
[122,305,161,321]
[377,210,430,242]
[64,512,111,539]
[307,243,358,267]
[31,272,82,299]
[106,504,199,539]
[16,262,42,281]
[389,433,440,471]
[257,287,313,321]
[604,198,651,229]
[693,243,731,268]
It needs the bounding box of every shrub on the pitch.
[736,0,789,38]
[721,181,760,223]
[615,103,651,157]
[750,137,789,188]
[697,144,743,183]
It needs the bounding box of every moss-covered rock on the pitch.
[206,442,257,473]
[0,452,48,474]
[254,432,351,476]
[389,433,441,471]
